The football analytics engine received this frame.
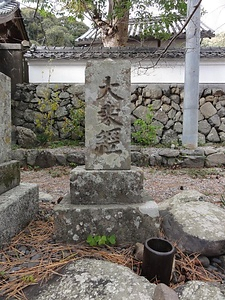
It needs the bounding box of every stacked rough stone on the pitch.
[0,73,39,248]
[12,83,225,145]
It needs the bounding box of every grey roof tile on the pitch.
[0,0,18,16]
[24,46,225,60]
[76,17,214,45]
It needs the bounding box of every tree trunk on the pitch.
[101,10,129,47]
[93,0,129,47]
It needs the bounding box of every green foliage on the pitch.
[63,100,85,142]
[21,7,88,46]
[132,105,158,146]
[22,0,187,46]
[35,91,60,142]
[86,234,116,246]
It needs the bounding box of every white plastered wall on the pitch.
[27,58,225,84]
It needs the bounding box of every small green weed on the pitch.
[132,105,159,146]
[0,271,6,278]
[22,275,35,283]
[86,234,116,246]
[63,100,85,142]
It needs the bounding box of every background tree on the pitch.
[201,32,225,47]
[22,0,187,47]
[21,7,88,46]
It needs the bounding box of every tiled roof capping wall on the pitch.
[24,46,225,60]
[0,0,18,18]
[76,18,214,45]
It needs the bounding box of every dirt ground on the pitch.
[20,165,225,205]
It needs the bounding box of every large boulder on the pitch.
[176,281,225,300]
[24,259,156,300]
[159,190,225,256]
[15,126,38,148]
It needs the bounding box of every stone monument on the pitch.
[0,73,39,248]
[54,59,159,244]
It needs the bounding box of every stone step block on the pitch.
[0,160,20,195]
[70,166,144,205]
[54,194,160,244]
[0,183,39,248]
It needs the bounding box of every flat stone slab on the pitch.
[159,190,225,256]
[54,194,159,244]
[24,259,156,300]
[0,183,39,248]
[0,160,20,195]
[70,165,144,204]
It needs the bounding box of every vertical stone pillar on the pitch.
[0,72,39,248]
[0,73,11,163]
[54,59,160,245]
[85,59,131,170]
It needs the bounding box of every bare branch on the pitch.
[142,0,202,69]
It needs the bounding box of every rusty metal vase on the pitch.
[141,237,175,285]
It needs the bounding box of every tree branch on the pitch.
[142,0,202,69]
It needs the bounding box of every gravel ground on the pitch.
[20,165,225,205]
[1,165,225,299]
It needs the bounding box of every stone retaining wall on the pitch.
[12,83,225,145]
[11,146,225,169]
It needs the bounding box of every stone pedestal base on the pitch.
[0,183,39,248]
[70,166,144,205]
[0,160,20,195]
[54,193,160,244]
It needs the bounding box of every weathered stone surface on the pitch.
[10,149,27,166]
[0,161,20,195]
[66,152,85,165]
[15,126,38,148]
[200,102,217,118]
[39,192,53,203]
[160,190,225,256]
[36,85,51,98]
[35,150,57,168]
[55,106,68,119]
[181,156,205,168]
[0,183,39,248]
[70,166,144,204]
[206,152,225,167]
[131,151,149,167]
[152,99,162,110]
[176,281,225,300]
[161,129,178,145]
[85,59,131,170]
[133,105,150,121]
[198,120,211,135]
[207,127,220,142]
[154,110,168,125]
[143,85,162,99]
[208,114,221,127]
[24,259,156,300]
[0,73,11,163]
[54,194,160,244]
[153,283,179,300]
[158,149,180,158]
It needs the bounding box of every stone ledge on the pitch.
[54,194,160,244]
[11,145,225,169]
[0,183,39,248]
